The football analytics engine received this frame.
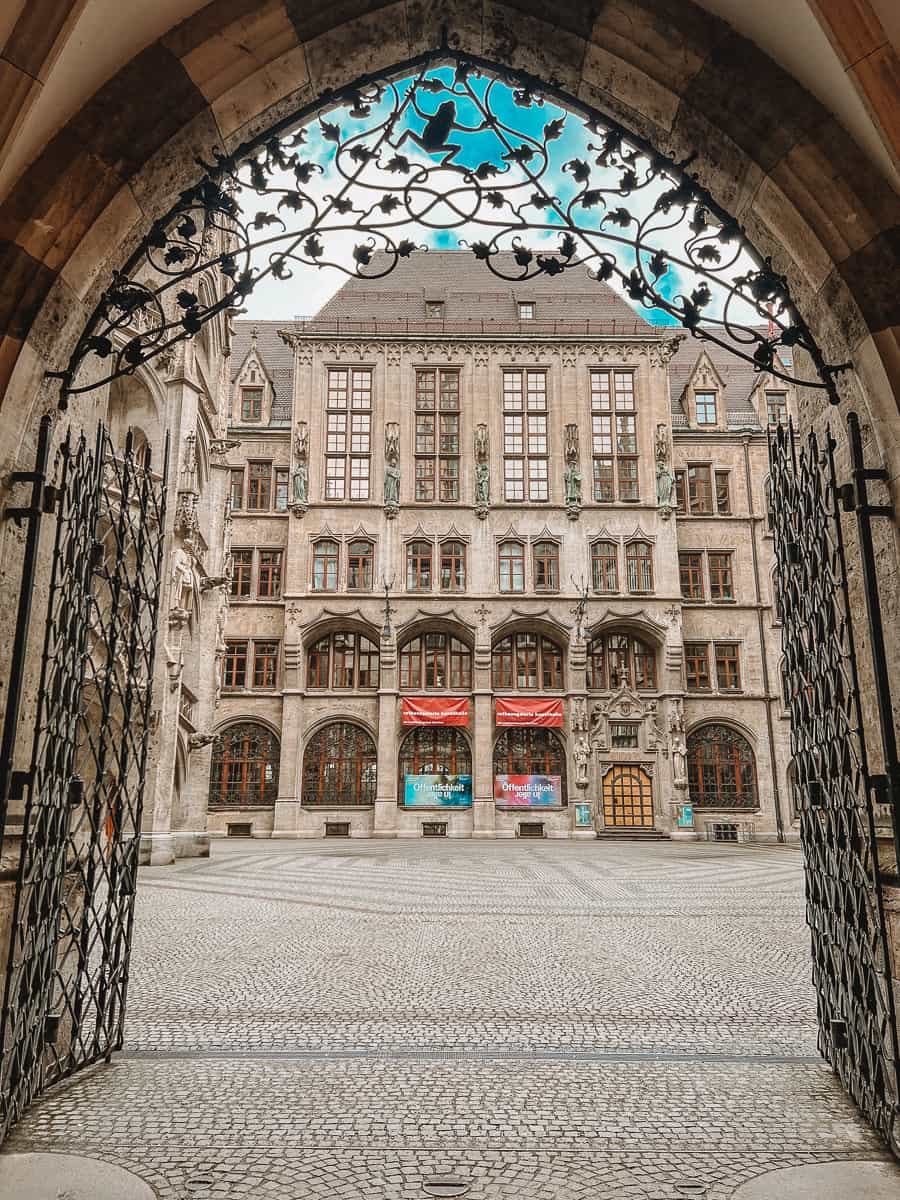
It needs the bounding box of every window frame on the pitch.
[684,642,712,691]
[587,633,657,692]
[678,551,704,601]
[694,391,718,426]
[687,724,758,810]
[498,540,526,593]
[492,633,564,691]
[414,368,460,503]
[240,385,263,422]
[714,642,741,691]
[532,540,560,593]
[246,461,272,511]
[301,721,377,807]
[312,539,340,592]
[518,301,535,320]
[223,640,248,689]
[590,369,638,502]
[209,723,280,808]
[625,540,654,593]
[765,391,787,426]
[307,631,380,690]
[708,551,735,602]
[439,539,467,592]
[230,548,253,600]
[399,633,472,691]
[347,540,374,591]
[687,464,713,514]
[256,549,283,599]
[502,369,548,502]
[252,640,280,689]
[324,366,372,501]
[406,539,433,591]
[714,470,731,515]
[591,540,618,593]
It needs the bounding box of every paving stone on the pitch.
[3,840,899,1198]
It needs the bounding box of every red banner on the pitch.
[402,696,470,726]
[495,697,564,727]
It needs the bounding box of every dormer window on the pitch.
[425,301,444,319]
[241,386,263,421]
[518,301,535,320]
[695,391,717,426]
[766,391,787,426]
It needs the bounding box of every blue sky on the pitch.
[238,64,759,329]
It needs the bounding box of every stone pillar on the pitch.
[273,624,304,836]
[373,635,398,837]
[472,618,495,837]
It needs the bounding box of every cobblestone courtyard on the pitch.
[4,840,899,1198]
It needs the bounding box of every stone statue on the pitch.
[564,423,582,516]
[292,421,309,507]
[384,422,400,515]
[656,460,675,508]
[589,702,607,750]
[574,736,590,788]
[668,701,687,787]
[474,423,490,517]
[655,423,670,463]
[564,461,583,507]
[571,696,588,733]
[181,432,197,492]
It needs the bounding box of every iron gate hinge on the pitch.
[837,471,893,518]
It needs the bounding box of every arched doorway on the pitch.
[0,36,897,1159]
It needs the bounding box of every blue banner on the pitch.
[403,774,473,808]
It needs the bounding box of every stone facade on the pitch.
[210,254,795,842]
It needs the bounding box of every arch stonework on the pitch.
[0,0,898,484]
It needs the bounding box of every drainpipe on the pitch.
[743,436,785,844]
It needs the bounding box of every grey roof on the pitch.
[307,250,659,330]
[668,326,793,417]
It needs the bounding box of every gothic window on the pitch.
[439,540,466,592]
[708,552,734,601]
[687,465,713,513]
[695,391,717,425]
[312,539,339,591]
[587,634,656,691]
[498,540,525,592]
[325,367,372,500]
[503,369,548,501]
[241,386,263,421]
[766,392,787,426]
[590,369,638,501]
[223,641,248,688]
[679,552,703,600]
[399,633,472,690]
[687,724,758,809]
[492,633,564,690]
[347,540,374,590]
[302,722,377,806]
[494,728,565,798]
[252,641,279,688]
[274,468,290,511]
[715,642,741,690]
[307,632,380,689]
[591,540,618,592]
[399,727,472,777]
[257,550,283,599]
[247,461,272,510]
[209,723,280,807]
[406,540,433,590]
[229,468,244,509]
[415,369,460,501]
[532,540,559,591]
[230,549,253,599]
[625,541,653,593]
[715,471,731,514]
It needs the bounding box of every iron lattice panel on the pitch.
[769,420,899,1151]
[0,428,166,1139]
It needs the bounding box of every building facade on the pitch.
[211,254,794,842]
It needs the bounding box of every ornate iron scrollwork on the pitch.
[58,51,847,399]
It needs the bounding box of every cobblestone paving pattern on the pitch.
[4,840,898,1197]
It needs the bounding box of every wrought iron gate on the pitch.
[770,417,900,1152]
[0,424,167,1138]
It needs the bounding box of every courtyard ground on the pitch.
[2,838,898,1198]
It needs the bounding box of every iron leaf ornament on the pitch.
[58,51,848,399]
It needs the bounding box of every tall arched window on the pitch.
[399,632,472,689]
[406,540,432,590]
[439,540,466,591]
[588,633,656,690]
[302,722,377,806]
[625,541,653,592]
[492,633,564,689]
[532,540,559,591]
[591,540,618,592]
[687,724,758,809]
[312,539,339,591]
[307,631,379,689]
[399,727,472,776]
[498,540,525,592]
[209,723,280,807]
[494,729,566,802]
